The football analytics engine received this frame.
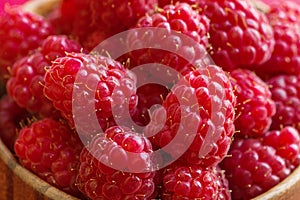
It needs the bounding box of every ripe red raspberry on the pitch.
[125,2,210,76]
[6,35,82,118]
[41,35,84,61]
[253,1,300,78]
[57,0,117,51]
[0,7,54,83]
[264,127,300,171]
[57,0,157,50]
[199,0,275,71]
[220,126,300,199]
[7,52,57,117]
[267,74,300,132]
[0,95,29,151]
[160,164,229,199]
[145,65,236,168]
[230,69,276,137]
[76,126,155,200]
[14,118,83,196]
[44,53,138,138]
[89,0,157,31]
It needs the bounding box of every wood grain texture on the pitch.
[0,158,13,200]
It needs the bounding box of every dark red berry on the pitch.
[0,7,54,83]
[14,118,83,196]
[230,69,276,137]
[199,0,275,71]
[76,126,155,200]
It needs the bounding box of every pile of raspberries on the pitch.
[0,0,300,199]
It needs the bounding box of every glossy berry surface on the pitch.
[7,52,56,117]
[76,126,155,200]
[221,126,300,199]
[230,69,276,137]
[0,7,54,82]
[126,2,210,76]
[14,118,83,196]
[267,74,300,132]
[254,1,300,78]
[56,0,157,51]
[146,65,236,167]
[161,165,224,199]
[44,53,137,138]
[6,35,82,118]
[199,0,275,71]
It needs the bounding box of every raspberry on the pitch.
[264,127,300,171]
[7,52,57,117]
[230,69,276,137]
[220,126,300,199]
[253,1,300,78]
[0,95,29,151]
[76,126,155,200]
[44,53,138,138]
[6,35,82,118]
[145,65,236,168]
[61,0,118,51]
[41,35,83,61]
[0,7,54,83]
[125,2,210,76]
[89,0,157,31]
[267,74,300,132]
[199,0,275,71]
[160,164,228,199]
[14,118,83,196]
[57,0,157,50]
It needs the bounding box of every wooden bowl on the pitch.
[0,0,300,199]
